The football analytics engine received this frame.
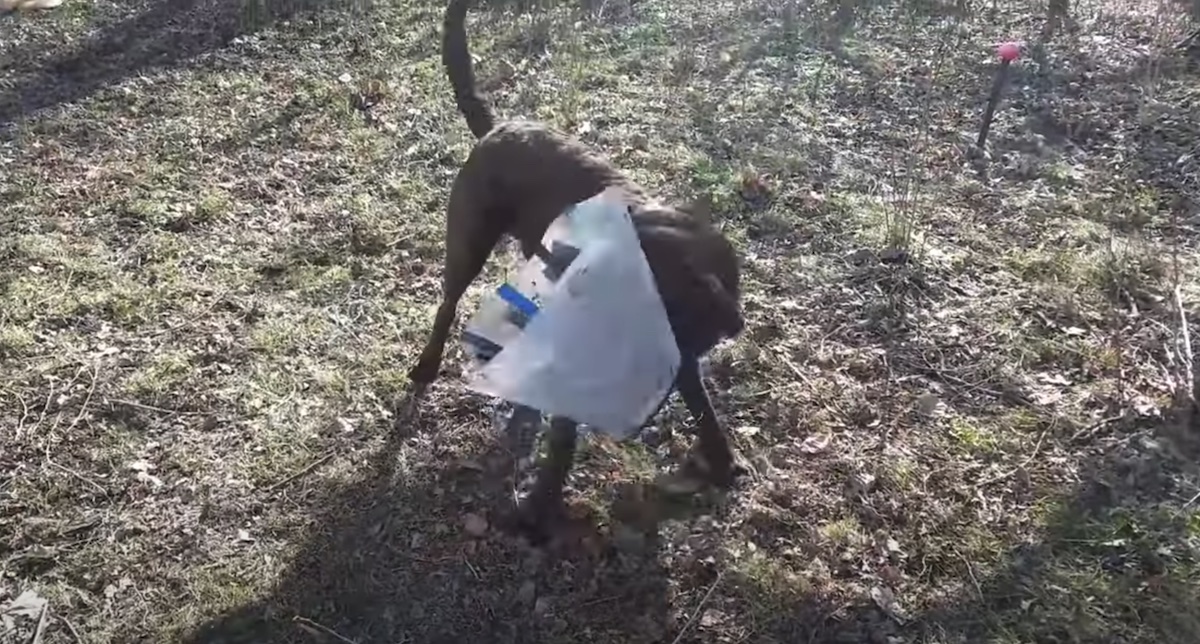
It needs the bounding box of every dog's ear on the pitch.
[698,272,744,339]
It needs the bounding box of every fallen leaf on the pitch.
[1030,387,1064,406]
[870,585,911,624]
[1038,373,1072,386]
[456,459,485,472]
[734,425,761,438]
[463,513,488,538]
[850,471,877,496]
[915,393,942,418]
[127,460,155,472]
[517,580,536,605]
[2,589,47,619]
[800,433,832,454]
[135,471,163,487]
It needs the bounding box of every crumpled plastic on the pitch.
[463,187,679,438]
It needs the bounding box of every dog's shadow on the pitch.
[176,394,730,644]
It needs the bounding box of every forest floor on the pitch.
[3,0,1200,642]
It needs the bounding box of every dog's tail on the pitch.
[443,0,495,139]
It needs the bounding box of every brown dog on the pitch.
[408,0,747,537]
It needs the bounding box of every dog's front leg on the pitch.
[676,357,744,487]
[515,415,577,539]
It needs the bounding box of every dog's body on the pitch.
[409,0,746,536]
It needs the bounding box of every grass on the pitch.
[2,0,1200,642]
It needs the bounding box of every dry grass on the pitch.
[2,0,1200,642]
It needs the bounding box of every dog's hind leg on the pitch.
[407,196,505,391]
[676,357,746,487]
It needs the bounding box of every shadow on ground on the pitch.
[915,418,1200,644]
[0,0,348,124]
[175,401,683,644]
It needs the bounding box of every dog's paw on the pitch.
[510,494,569,546]
[391,384,428,433]
[678,450,752,491]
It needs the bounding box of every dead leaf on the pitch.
[850,471,877,496]
[127,460,154,472]
[870,585,911,623]
[135,471,164,487]
[463,513,488,538]
[517,580,537,605]
[1030,387,1064,406]
[734,425,761,438]
[915,393,942,418]
[800,433,832,454]
[2,589,47,619]
[1037,373,1072,386]
[456,459,485,472]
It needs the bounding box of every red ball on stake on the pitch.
[976,41,1022,151]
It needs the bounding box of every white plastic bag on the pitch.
[462,187,679,438]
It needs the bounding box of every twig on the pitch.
[463,558,482,581]
[6,386,32,440]
[292,616,358,644]
[1176,489,1200,518]
[29,599,50,644]
[33,381,58,436]
[670,572,724,644]
[68,363,99,432]
[957,550,983,600]
[779,356,812,387]
[1175,285,1195,406]
[56,615,84,644]
[105,398,207,417]
[150,290,228,339]
[977,423,1051,487]
[265,452,335,492]
[45,454,107,496]
[1069,414,1123,442]
[580,594,621,608]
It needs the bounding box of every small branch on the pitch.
[1069,414,1123,443]
[670,572,724,644]
[293,616,358,644]
[957,550,984,600]
[29,599,50,644]
[106,398,207,417]
[1176,489,1200,518]
[977,424,1051,487]
[68,362,99,432]
[1175,285,1195,408]
[266,452,335,492]
[56,615,84,644]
